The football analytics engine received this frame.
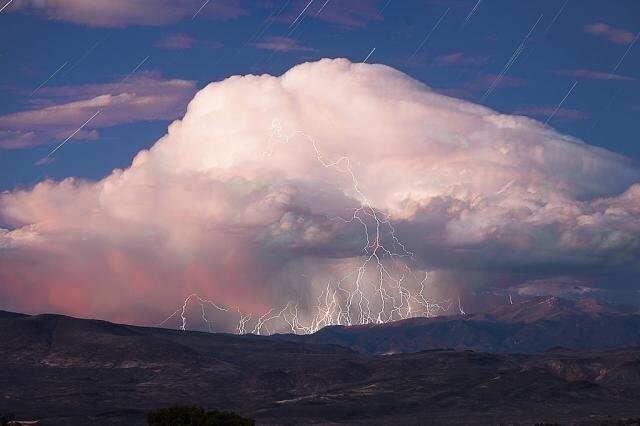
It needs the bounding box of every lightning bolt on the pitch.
[161,119,452,335]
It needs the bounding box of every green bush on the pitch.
[147,405,254,426]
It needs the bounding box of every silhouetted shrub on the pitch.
[0,412,15,426]
[147,405,254,426]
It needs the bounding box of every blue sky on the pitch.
[0,0,638,191]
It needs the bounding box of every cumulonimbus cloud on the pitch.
[1,59,639,328]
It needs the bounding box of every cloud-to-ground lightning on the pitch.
[162,120,453,335]
[545,80,578,124]
[458,296,466,315]
[409,8,449,60]
[42,110,102,159]
[0,0,12,13]
[192,0,210,19]
[362,47,376,63]
[483,14,543,101]
[461,0,481,29]
[30,60,69,96]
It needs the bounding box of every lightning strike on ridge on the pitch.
[458,296,466,315]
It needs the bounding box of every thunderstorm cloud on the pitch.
[1,59,639,327]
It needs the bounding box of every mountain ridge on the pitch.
[2,301,640,425]
[271,296,640,354]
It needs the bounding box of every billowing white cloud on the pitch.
[1,59,639,329]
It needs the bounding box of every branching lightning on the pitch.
[160,120,453,335]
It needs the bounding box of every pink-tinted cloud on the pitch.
[437,52,491,67]
[554,69,635,81]
[0,72,197,149]
[1,59,639,330]
[583,23,636,45]
[156,33,196,50]
[515,106,589,121]
[4,0,247,27]
[249,36,316,52]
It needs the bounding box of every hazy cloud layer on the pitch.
[436,52,491,67]
[583,23,636,44]
[0,72,197,149]
[555,69,635,81]
[249,36,316,53]
[156,33,197,50]
[4,0,247,27]
[280,0,383,29]
[1,59,639,326]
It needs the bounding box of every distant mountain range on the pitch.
[273,296,640,354]
[1,297,640,425]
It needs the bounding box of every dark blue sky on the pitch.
[1,0,638,191]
